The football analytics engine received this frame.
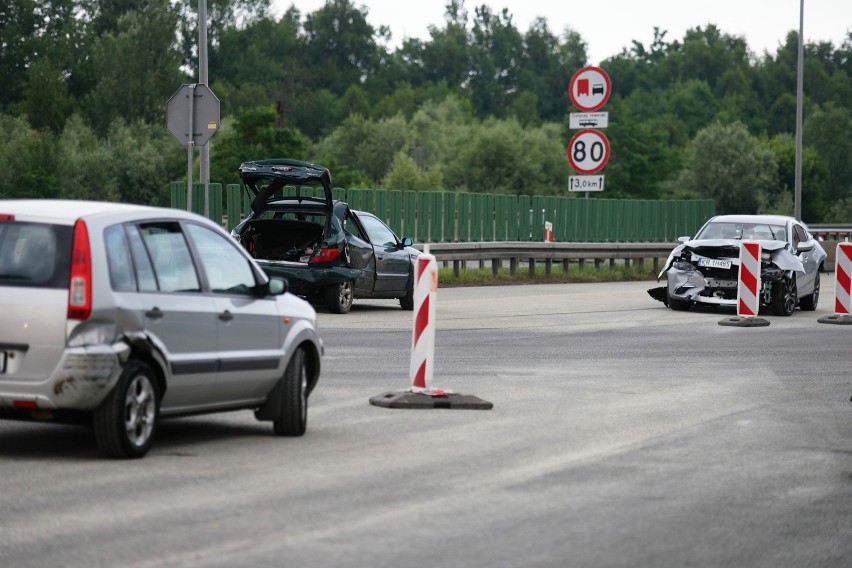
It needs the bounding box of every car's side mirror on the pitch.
[796,242,814,254]
[401,237,413,247]
[677,236,690,244]
[266,276,288,296]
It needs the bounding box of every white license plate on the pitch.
[698,258,732,270]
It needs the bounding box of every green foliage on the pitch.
[55,115,120,201]
[209,106,311,185]
[381,149,444,191]
[0,114,58,199]
[106,119,185,206]
[0,0,850,221]
[678,122,778,214]
[84,0,186,136]
[21,58,76,133]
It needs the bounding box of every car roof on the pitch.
[708,214,795,225]
[0,199,209,226]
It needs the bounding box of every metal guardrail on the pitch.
[808,225,852,240]
[413,241,675,276]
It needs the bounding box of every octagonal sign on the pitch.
[166,84,220,146]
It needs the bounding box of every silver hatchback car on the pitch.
[0,200,322,458]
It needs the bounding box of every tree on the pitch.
[678,122,778,214]
[55,114,120,202]
[209,106,311,185]
[84,0,186,135]
[804,103,852,206]
[0,0,86,109]
[467,5,524,118]
[0,114,58,198]
[21,57,75,133]
[381,149,444,191]
[764,134,829,222]
[302,0,380,94]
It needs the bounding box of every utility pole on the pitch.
[794,0,804,221]
[198,0,210,218]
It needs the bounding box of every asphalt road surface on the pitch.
[2,280,851,567]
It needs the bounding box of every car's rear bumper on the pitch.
[0,342,129,412]
[257,261,361,290]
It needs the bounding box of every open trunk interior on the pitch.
[242,219,324,262]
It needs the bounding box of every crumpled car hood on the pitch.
[658,238,804,280]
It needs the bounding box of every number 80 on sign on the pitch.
[567,129,610,174]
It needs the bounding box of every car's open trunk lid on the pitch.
[238,159,333,221]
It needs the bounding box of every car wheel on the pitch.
[771,274,797,316]
[325,281,353,314]
[93,360,159,459]
[799,271,820,311]
[272,348,308,437]
[668,293,692,311]
[399,277,414,311]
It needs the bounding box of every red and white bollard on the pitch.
[409,247,441,394]
[834,243,852,315]
[543,221,555,242]
[737,241,761,317]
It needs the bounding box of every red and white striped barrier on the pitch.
[835,243,852,315]
[544,221,555,242]
[737,241,761,317]
[409,249,439,393]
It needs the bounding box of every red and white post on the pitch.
[737,241,761,317]
[544,221,555,242]
[409,248,438,393]
[834,243,852,315]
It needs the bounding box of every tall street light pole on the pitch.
[794,0,804,221]
[199,0,210,218]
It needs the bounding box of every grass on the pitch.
[436,261,659,287]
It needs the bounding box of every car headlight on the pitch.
[673,260,694,271]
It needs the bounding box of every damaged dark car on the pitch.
[649,214,826,316]
[232,158,419,314]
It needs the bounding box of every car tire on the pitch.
[325,281,353,314]
[668,294,692,311]
[771,275,797,316]
[399,278,414,311]
[272,348,308,437]
[93,360,159,459]
[799,271,820,311]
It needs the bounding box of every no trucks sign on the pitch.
[568,66,611,112]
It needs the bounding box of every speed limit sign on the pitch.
[567,129,610,174]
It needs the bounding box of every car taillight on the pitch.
[309,248,340,264]
[68,219,92,320]
[0,214,15,221]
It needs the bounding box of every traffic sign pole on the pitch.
[186,85,195,212]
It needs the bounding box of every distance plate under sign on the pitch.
[569,175,605,192]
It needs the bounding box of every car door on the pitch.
[356,212,411,294]
[792,223,817,295]
[341,209,377,295]
[127,222,221,409]
[184,222,283,402]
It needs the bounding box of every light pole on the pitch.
[794,0,804,221]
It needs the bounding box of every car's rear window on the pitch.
[0,221,72,289]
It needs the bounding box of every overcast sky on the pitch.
[272,0,851,65]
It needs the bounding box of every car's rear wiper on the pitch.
[0,274,30,280]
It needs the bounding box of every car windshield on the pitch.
[695,222,786,241]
